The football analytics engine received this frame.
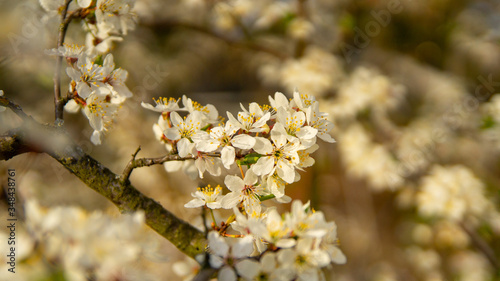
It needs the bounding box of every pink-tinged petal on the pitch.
[221,193,243,209]
[253,137,273,154]
[231,134,255,150]
[277,161,295,183]
[221,146,235,169]
[252,157,274,176]
[224,175,244,192]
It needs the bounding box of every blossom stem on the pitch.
[209,209,217,226]
[53,1,78,122]
[238,163,245,178]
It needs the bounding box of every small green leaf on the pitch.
[481,115,496,129]
[237,153,262,167]
[93,55,103,66]
[257,194,275,201]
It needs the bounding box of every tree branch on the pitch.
[1,118,207,259]
[460,221,500,271]
[54,1,80,122]
[120,146,197,184]
[142,19,288,60]
[0,96,31,121]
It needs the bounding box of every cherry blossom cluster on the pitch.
[205,201,346,281]
[40,0,137,54]
[142,91,335,201]
[53,46,133,144]
[142,91,345,280]
[41,0,136,144]
[25,200,147,281]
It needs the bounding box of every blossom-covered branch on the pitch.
[0,102,206,259]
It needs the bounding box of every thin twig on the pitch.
[54,0,78,122]
[0,96,30,121]
[1,119,207,258]
[293,0,309,58]
[120,151,222,184]
[460,221,500,271]
[143,19,288,60]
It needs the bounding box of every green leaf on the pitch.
[237,152,262,167]
[481,115,496,129]
[257,194,276,202]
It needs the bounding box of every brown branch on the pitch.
[0,129,36,161]
[54,1,81,121]
[0,96,30,121]
[142,19,288,60]
[460,221,500,271]
[1,118,207,259]
[293,0,309,58]
[120,147,198,184]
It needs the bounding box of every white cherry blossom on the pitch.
[184,185,223,209]
[194,122,256,169]
[221,170,263,214]
[252,123,301,183]
[141,97,183,113]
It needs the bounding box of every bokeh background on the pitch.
[1,0,500,280]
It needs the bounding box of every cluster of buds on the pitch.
[142,91,345,280]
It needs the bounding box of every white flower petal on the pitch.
[253,137,273,155]
[252,157,274,176]
[221,193,242,209]
[224,175,244,192]
[231,134,256,150]
[221,146,235,169]
[235,259,260,280]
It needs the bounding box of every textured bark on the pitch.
[0,120,207,259]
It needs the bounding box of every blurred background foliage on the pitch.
[1,0,500,280]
